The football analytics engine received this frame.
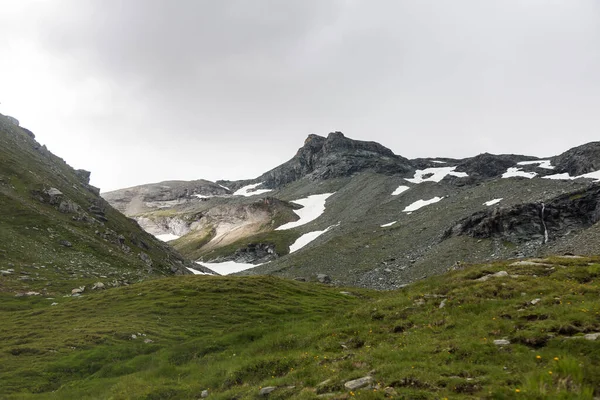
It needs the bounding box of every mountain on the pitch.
[103,132,600,288]
[0,112,215,296]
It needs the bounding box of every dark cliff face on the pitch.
[444,185,600,244]
[259,131,413,188]
[553,142,600,176]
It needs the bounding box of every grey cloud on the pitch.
[3,0,600,190]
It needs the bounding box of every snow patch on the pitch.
[195,261,260,275]
[484,198,503,206]
[543,170,600,182]
[431,160,447,164]
[502,168,537,179]
[233,182,272,197]
[156,233,181,242]
[218,184,231,191]
[288,228,331,253]
[276,193,335,230]
[380,221,397,227]
[517,160,555,170]
[391,185,410,196]
[406,167,468,184]
[403,197,444,212]
[186,267,212,275]
[194,194,213,199]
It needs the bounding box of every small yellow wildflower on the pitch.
[553,357,559,361]
[536,355,541,360]
[515,388,521,393]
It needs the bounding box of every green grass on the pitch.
[1,257,599,399]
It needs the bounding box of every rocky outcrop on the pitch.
[444,185,600,244]
[102,180,231,215]
[256,132,413,188]
[553,142,600,176]
[455,153,538,179]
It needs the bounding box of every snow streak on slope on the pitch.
[289,226,335,253]
[391,185,410,196]
[186,267,213,275]
[502,168,537,179]
[406,167,468,184]
[544,170,600,182]
[484,198,503,206]
[156,233,181,242]
[195,261,260,275]
[276,193,335,230]
[380,221,397,227]
[233,182,272,197]
[517,160,555,170]
[403,197,444,213]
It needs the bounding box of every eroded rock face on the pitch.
[553,142,600,176]
[257,132,413,188]
[445,185,600,244]
[456,153,538,179]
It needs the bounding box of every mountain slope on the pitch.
[0,113,213,296]
[103,133,600,288]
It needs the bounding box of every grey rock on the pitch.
[439,299,447,309]
[92,282,105,290]
[201,389,209,398]
[530,298,542,305]
[317,274,331,284]
[494,339,510,346]
[476,271,509,282]
[584,333,600,341]
[259,386,276,396]
[71,286,85,294]
[344,376,373,391]
[59,240,73,248]
[139,252,153,267]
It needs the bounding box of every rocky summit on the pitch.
[103,132,600,289]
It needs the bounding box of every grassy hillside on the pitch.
[2,256,599,399]
[0,114,198,296]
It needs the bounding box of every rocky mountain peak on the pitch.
[259,132,412,188]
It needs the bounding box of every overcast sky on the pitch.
[1,1,599,192]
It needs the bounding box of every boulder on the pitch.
[317,274,331,284]
[259,386,276,396]
[494,339,510,346]
[344,376,373,391]
[92,282,105,290]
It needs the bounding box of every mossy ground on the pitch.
[1,256,599,399]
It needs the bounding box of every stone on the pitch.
[92,282,105,290]
[476,271,509,282]
[201,389,209,398]
[317,274,331,284]
[144,338,154,344]
[530,298,542,305]
[344,376,373,391]
[494,339,510,346]
[71,286,85,295]
[584,333,600,341]
[439,299,447,309]
[259,386,276,396]
[139,252,153,267]
[60,240,73,248]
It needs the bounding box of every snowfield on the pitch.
[484,198,503,206]
[289,226,334,253]
[155,233,181,242]
[544,170,600,182]
[502,168,537,179]
[380,221,397,227]
[276,193,335,230]
[403,197,444,212]
[195,261,259,275]
[233,182,272,197]
[517,160,555,170]
[391,185,410,196]
[406,167,468,184]
[186,267,212,275]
